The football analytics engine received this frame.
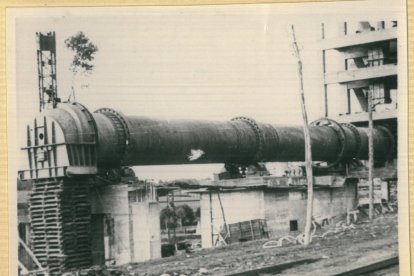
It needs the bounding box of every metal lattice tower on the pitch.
[36,32,60,111]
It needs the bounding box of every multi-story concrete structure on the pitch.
[321,21,398,204]
[321,21,397,133]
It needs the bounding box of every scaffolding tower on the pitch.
[36,32,60,111]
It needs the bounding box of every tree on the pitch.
[64,31,98,101]
[175,204,196,226]
[160,206,178,230]
[195,207,201,220]
[160,204,196,229]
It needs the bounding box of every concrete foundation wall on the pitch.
[264,191,291,238]
[113,215,131,265]
[90,185,131,265]
[200,183,357,247]
[288,190,308,232]
[200,190,264,248]
[331,184,357,215]
[90,185,161,265]
[131,202,161,262]
[264,183,357,239]
[90,185,130,215]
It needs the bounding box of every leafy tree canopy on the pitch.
[160,206,178,229]
[160,204,197,229]
[64,31,98,75]
[175,204,196,226]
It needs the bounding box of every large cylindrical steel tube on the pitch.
[22,103,394,180]
[92,107,395,167]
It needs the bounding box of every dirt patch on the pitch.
[73,213,398,276]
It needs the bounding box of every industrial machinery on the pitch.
[20,103,395,181]
[19,102,396,274]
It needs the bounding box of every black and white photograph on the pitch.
[7,0,409,275]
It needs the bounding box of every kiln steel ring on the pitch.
[376,125,396,160]
[311,118,347,169]
[341,123,361,159]
[95,108,131,162]
[231,116,265,161]
[73,102,99,144]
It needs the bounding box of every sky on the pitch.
[9,1,406,181]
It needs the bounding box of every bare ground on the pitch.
[115,213,398,276]
[67,213,397,276]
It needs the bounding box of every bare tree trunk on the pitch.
[291,25,314,246]
[368,89,374,220]
[71,85,76,102]
[173,227,177,251]
[217,191,229,238]
[166,221,170,243]
[70,72,77,102]
[209,189,214,246]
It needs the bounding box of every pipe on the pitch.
[91,107,395,167]
[22,103,395,177]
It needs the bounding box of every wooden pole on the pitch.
[209,189,214,246]
[368,88,374,220]
[291,25,314,246]
[166,221,170,243]
[171,193,177,251]
[217,191,230,238]
[321,23,329,118]
[19,237,47,275]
